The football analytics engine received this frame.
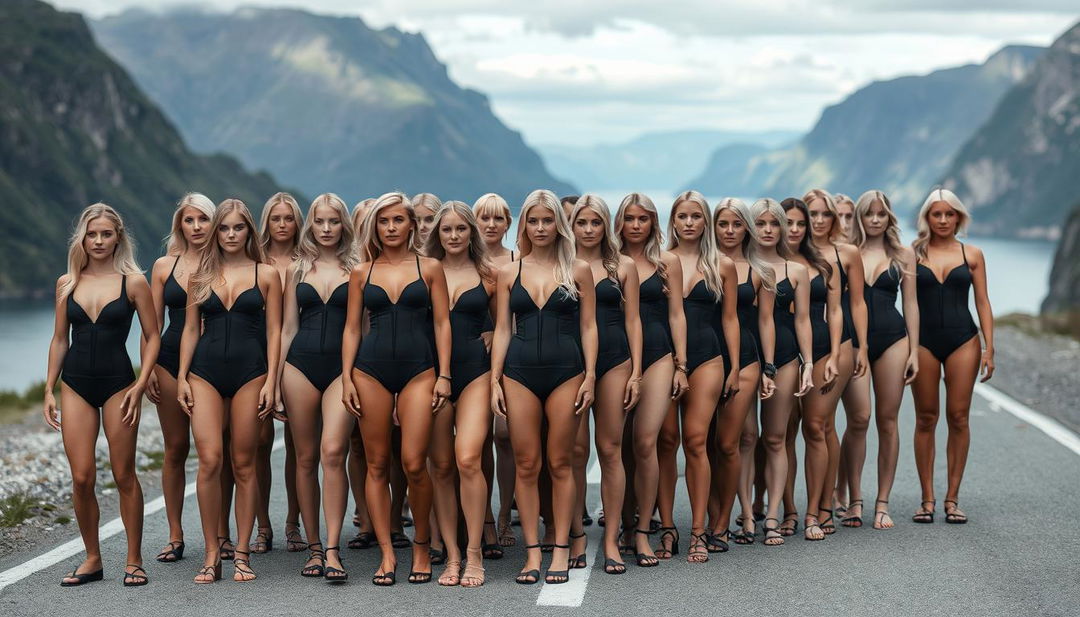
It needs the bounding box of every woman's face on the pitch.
[620,204,653,246]
[84,216,119,262]
[311,203,343,249]
[755,211,782,248]
[438,210,471,257]
[714,208,746,251]
[785,207,807,249]
[415,204,436,244]
[180,206,211,249]
[268,202,298,244]
[376,204,412,249]
[218,210,250,255]
[477,209,510,246]
[573,207,605,250]
[836,201,854,236]
[524,205,558,248]
[926,200,960,238]
[807,198,835,241]
[673,200,706,243]
[861,199,890,239]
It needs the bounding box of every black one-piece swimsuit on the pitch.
[287,280,348,392]
[190,265,267,398]
[63,276,136,408]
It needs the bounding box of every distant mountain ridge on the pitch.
[92,7,575,208]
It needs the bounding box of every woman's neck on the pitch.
[221,250,250,266]
[863,234,886,250]
[82,257,115,276]
[759,245,782,261]
[380,243,414,263]
[441,250,473,269]
[810,234,834,251]
[486,241,510,258]
[268,239,293,259]
[670,236,700,258]
[718,244,746,263]
[315,243,338,262]
[927,232,957,248]
[576,244,602,262]
[527,242,558,263]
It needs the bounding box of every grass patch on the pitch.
[0,493,41,527]
[0,380,57,424]
[54,515,71,525]
[103,481,117,489]
[139,450,165,472]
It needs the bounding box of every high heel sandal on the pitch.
[733,517,755,545]
[193,561,221,584]
[301,542,326,577]
[461,548,486,588]
[819,509,836,535]
[515,543,542,585]
[482,521,505,559]
[252,527,273,554]
[943,500,967,524]
[635,528,660,567]
[653,526,679,560]
[687,531,709,563]
[429,543,447,566]
[841,499,864,528]
[804,515,825,541]
[873,499,894,530]
[408,539,433,584]
[497,520,516,547]
[156,540,185,563]
[912,500,936,524]
[779,512,799,537]
[762,518,784,547]
[372,562,397,586]
[390,531,412,549]
[217,536,235,561]
[284,524,306,552]
[545,543,570,585]
[569,531,588,569]
[348,531,375,550]
[232,550,256,582]
[60,567,103,587]
[324,546,348,584]
[122,564,148,587]
[705,530,730,553]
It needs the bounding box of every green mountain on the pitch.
[0,0,289,297]
[940,22,1080,239]
[92,7,575,208]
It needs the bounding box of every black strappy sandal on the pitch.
[733,516,755,545]
[156,541,185,563]
[390,531,412,549]
[569,531,588,569]
[873,499,894,530]
[841,499,864,528]
[193,560,221,584]
[687,531,709,563]
[515,543,542,585]
[324,546,348,584]
[285,524,306,552]
[429,543,447,566]
[122,564,148,587]
[804,516,825,542]
[348,531,375,550]
[217,536,235,561]
[301,542,326,577]
[60,567,103,587]
[372,563,397,586]
[635,528,660,567]
[232,550,256,582]
[943,500,967,525]
[779,512,799,537]
[603,556,626,575]
[252,527,273,554]
[762,518,784,547]
[482,521,504,559]
[705,530,730,553]
[408,539,433,584]
[654,526,679,560]
[544,543,570,585]
[819,509,836,535]
[912,500,936,524]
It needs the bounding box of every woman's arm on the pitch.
[489,264,514,417]
[341,265,367,416]
[43,276,71,430]
[900,248,920,384]
[260,263,283,417]
[791,262,814,395]
[843,244,869,377]
[664,253,688,369]
[620,257,643,410]
[123,274,161,425]
[176,286,202,415]
[823,261,842,386]
[757,275,776,399]
[718,257,741,397]
[278,267,301,385]
[144,257,169,403]
[425,258,453,409]
[574,260,598,414]
[968,244,994,381]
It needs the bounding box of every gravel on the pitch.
[989,324,1080,433]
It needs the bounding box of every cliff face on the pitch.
[1041,204,1080,336]
[939,22,1080,239]
[0,0,289,296]
[93,7,575,208]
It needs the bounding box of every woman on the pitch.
[256,192,303,553]
[834,194,856,238]
[146,193,215,565]
[341,191,452,586]
[490,189,598,585]
[44,204,160,587]
[474,192,518,550]
[711,198,776,545]
[780,197,842,540]
[750,198,814,546]
[910,188,994,524]
[278,193,358,582]
[804,189,869,532]
[850,190,919,530]
[614,193,689,565]
[178,199,282,582]
[412,193,442,248]
[347,197,375,548]
[567,195,642,574]
[424,201,497,587]
[666,191,740,561]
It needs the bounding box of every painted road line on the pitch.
[536,548,594,607]
[0,433,286,592]
[586,458,601,484]
[974,383,1080,457]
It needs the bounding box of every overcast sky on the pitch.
[56,1,1079,146]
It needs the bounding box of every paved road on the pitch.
[2,386,1078,616]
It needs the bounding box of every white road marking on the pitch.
[586,458,601,484]
[536,550,593,607]
[0,433,285,591]
[974,383,1080,457]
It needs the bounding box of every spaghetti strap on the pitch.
[960,243,969,266]
[254,262,258,286]
[120,272,128,298]
[414,254,423,278]
[511,250,516,261]
[169,255,181,276]
[744,264,752,284]
[364,260,375,288]
[834,246,845,274]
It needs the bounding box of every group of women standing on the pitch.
[43,185,995,589]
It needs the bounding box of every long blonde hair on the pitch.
[750,198,795,260]
[615,192,668,292]
[259,192,302,255]
[190,199,264,304]
[912,187,970,262]
[473,193,512,224]
[667,190,723,300]
[423,201,496,283]
[295,193,359,280]
[164,193,216,255]
[517,189,579,300]
[60,203,142,300]
[351,198,375,252]
[802,188,842,244]
[570,194,621,286]
[714,197,776,291]
[852,190,907,273]
[358,192,417,263]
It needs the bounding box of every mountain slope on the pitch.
[940,22,1080,239]
[92,7,574,207]
[0,0,289,296]
[1041,202,1080,336]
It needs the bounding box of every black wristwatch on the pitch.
[763,363,777,379]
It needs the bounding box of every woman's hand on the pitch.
[481,331,493,354]
[759,375,776,400]
[574,375,595,416]
[723,369,740,401]
[979,348,995,382]
[432,376,451,412]
[146,371,161,405]
[257,383,274,420]
[796,362,814,397]
[120,384,144,427]
[273,391,287,422]
[623,375,641,412]
[343,377,362,419]
[43,390,60,431]
[904,353,919,385]
[820,355,839,393]
[671,368,689,400]
[177,379,194,416]
[490,380,507,419]
[853,347,869,378]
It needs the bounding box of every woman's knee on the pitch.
[514,456,541,482]
[914,409,940,433]
[111,464,140,493]
[457,449,483,477]
[401,455,430,484]
[198,451,223,477]
[430,454,457,482]
[595,438,622,464]
[847,412,871,435]
[71,468,96,495]
[320,443,347,470]
[945,408,970,432]
[681,428,708,456]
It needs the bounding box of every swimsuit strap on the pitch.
[834,246,845,276]
[784,261,788,278]
[744,263,752,284]
[511,250,516,261]
[170,255,181,276]
[415,254,423,278]
[960,243,968,267]
[120,272,128,299]
[364,260,375,288]
[253,261,258,287]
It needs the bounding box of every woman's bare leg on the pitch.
[543,375,587,582]
[713,363,761,537]
[871,338,909,529]
[429,386,461,582]
[228,376,267,579]
[681,359,725,561]
[943,337,980,512]
[354,369,398,580]
[320,378,352,573]
[736,392,759,537]
[592,361,630,565]
[504,377,544,582]
[656,401,679,533]
[837,364,871,523]
[911,347,941,512]
[631,358,675,560]
[760,362,798,544]
[395,371,438,581]
[154,367,190,554]
[59,386,104,582]
[188,376,226,576]
[283,365,324,570]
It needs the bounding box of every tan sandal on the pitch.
[461,549,485,588]
[437,560,461,586]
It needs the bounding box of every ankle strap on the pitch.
[413,539,430,546]
[551,543,569,549]
[635,528,653,535]
[570,531,586,539]
[326,546,340,552]
[523,543,542,550]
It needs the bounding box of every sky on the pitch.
[55,1,1080,146]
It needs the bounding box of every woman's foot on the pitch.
[155,540,185,563]
[779,512,799,536]
[687,531,709,564]
[541,524,555,553]
[569,531,588,569]
[372,557,397,586]
[324,546,348,583]
[284,523,306,552]
[804,515,825,541]
[438,560,462,586]
[912,500,936,524]
[653,527,677,560]
[545,544,570,584]
[873,500,895,530]
[762,518,784,547]
[193,558,221,584]
[496,519,516,547]
[217,537,235,561]
[301,543,325,577]
[252,527,273,554]
[515,544,542,584]
[348,530,375,550]
[943,500,967,524]
[60,557,103,586]
[461,549,486,588]
[818,509,836,535]
[482,521,505,559]
[122,564,149,587]
[232,551,256,582]
[841,499,864,528]
[733,516,755,545]
[408,540,433,584]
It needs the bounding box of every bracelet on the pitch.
[675,364,688,374]
[438,374,452,382]
[762,363,777,379]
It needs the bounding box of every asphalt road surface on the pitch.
[2,384,1078,616]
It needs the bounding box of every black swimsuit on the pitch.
[286,280,348,392]
[157,257,186,378]
[773,264,800,368]
[808,273,831,362]
[917,244,978,363]
[190,265,267,398]
[639,270,673,370]
[63,276,136,408]
[835,247,856,347]
[504,261,584,401]
[733,266,760,369]
[683,279,723,376]
[595,277,630,380]
[865,265,907,363]
[354,256,435,394]
[449,281,491,401]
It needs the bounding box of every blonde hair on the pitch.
[358,192,417,263]
[190,199,265,304]
[412,193,442,213]
[851,190,907,273]
[615,192,668,292]
[164,193,216,255]
[473,193,512,224]
[834,193,856,242]
[570,194,621,286]
[750,198,795,259]
[258,192,302,254]
[517,189,579,300]
[423,201,496,283]
[351,198,375,251]
[295,193,359,280]
[714,197,776,291]
[912,187,970,261]
[667,190,723,300]
[802,188,842,243]
[61,203,142,300]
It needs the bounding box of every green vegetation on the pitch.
[139,450,166,472]
[0,380,54,424]
[0,493,42,527]
[54,515,71,525]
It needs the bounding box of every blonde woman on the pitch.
[412,192,442,248]
[850,190,919,530]
[834,193,856,238]
[278,194,358,582]
[44,204,160,587]
[614,193,688,565]
[341,191,452,586]
[178,199,283,583]
[146,193,215,565]
[490,189,598,585]
[910,188,994,525]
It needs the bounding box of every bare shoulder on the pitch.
[659,250,679,267]
[617,253,635,269]
[837,243,859,260]
[788,261,810,280]
[125,272,151,294]
[963,242,985,263]
[898,246,917,264]
[55,274,70,294]
[419,255,444,276]
[572,258,592,277]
